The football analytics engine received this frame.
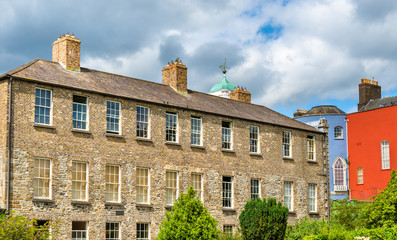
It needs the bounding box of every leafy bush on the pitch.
[156,186,220,240]
[352,225,397,240]
[360,170,397,228]
[331,198,368,230]
[239,198,288,240]
[219,232,242,240]
[0,212,51,240]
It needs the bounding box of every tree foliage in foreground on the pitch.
[361,169,397,228]
[0,212,50,240]
[156,186,220,240]
[239,198,288,240]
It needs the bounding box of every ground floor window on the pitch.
[137,223,150,240]
[72,221,87,240]
[223,225,234,236]
[106,222,120,240]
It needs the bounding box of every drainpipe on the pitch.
[6,76,13,212]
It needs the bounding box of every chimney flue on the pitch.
[162,59,187,94]
[230,87,251,103]
[52,34,81,72]
[358,78,381,111]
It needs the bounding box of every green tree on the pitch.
[239,198,288,240]
[331,198,368,230]
[156,186,220,240]
[361,169,397,228]
[0,212,51,240]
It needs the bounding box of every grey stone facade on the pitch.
[0,79,329,239]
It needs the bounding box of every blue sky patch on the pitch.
[257,21,283,40]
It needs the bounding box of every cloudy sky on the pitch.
[1,0,397,117]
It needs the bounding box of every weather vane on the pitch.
[219,58,229,75]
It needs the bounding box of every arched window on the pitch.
[334,126,343,139]
[332,157,347,191]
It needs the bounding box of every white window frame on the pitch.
[166,171,178,206]
[191,173,203,201]
[33,158,52,199]
[332,157,347,191]
[223,225,234,236]
[106,222,120,240]
[249,126,259,153]
[222,121,233,150]
[137,106,150,139]
[73,95,89,130]
[381,140,390,170]
[283,131,291,157]
[284,182,293,212]
[136,168,150,204]
[308,184,317,212]
[222,176,233,208]
[72,221,88,240]
[357,167,364,185]
[191,117,202,146]
[334,126,343,139]
[106,100,121,134]
[35,88,52,125]
[72,162,88,201]
[307,135,315,161]
[166,112,178,143]
[105,165,121,203]
[136,223,150,240]
[250,179,260,199]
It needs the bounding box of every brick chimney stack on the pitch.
[162,59,187,94]
[52,33,81,72]
[230,87,251,103]
[358,78,381,111]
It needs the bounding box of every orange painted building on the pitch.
[347,79,397,200]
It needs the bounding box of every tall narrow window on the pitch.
[284,182,293,211]
[137,106,150,138]
[136,168,149,204]
[283,131,291,157]
[334,126,343,139]
[251,179,260,199]
[73,95,88,130]
[222,176,233,208]
[72,221,87,240]
[166,112,178,142]
[307,136,315,161]
[72,162,88,201]
[106,222,120,240]
[357,167,364,185]
[250,126,259,153]
[35,88,52,125]
[33,158,51,199]
[166,171,178,205]
[191,117,202,146]
[106,101,121,134]
[191,173,203,200]
[308,184,317,212]
[137,223,149,240]
[381,140,390,169]
[332,157,348,191]
[106,165,120,202]
[222,121,232,150]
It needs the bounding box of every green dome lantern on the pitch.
[209,75,237,93]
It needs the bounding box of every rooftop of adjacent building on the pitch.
[294,105,346,118]
[360,96,397,111]
[209,75,237,93]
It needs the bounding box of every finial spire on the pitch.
[219,58,229,75]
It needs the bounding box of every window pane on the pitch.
[191,117,202,145]
[34,89,51,125]
[284,182,293,211]
[251,179,260,199]
[166,171,178,205]
[106,101,120,133]
[283,131,291,157]
[222,122,232,150]
[106,222,120,240]
[250,126,259,153]
[106,166,120,202]
[34,158,51,198]
[309,184,317,212]
[137,106,150,138]
[137,168,149,204]
[166,113,178,142]
[137,223,149,240]
[307,136,315,161]
[222,176,233,208]
[73,96,88,130]
[191,173,202,200]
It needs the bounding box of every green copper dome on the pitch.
[210,75,237,93]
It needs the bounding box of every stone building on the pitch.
[0,34,329,239]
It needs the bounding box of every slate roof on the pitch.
[306,105,346,116]
[360,96,397,111]
[0,58,320,133]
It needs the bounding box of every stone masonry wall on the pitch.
[0,80,9,209]
[9,79,328,239]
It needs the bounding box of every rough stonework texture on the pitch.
[0,80,9,209]
[230,88,251,103]
[162,62,188,93]
[0,78,329,239]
